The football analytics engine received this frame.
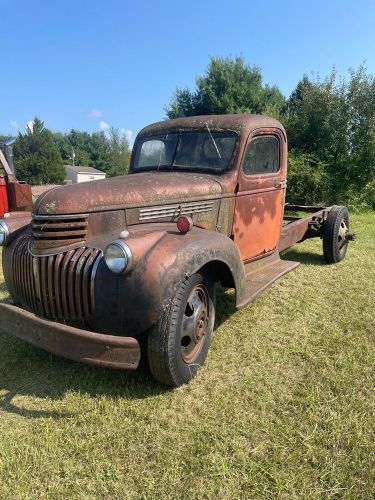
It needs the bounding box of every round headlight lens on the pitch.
[0,220,9,246]
[104,240,133,274]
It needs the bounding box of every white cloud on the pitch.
[89,108,102,118]
[26,120,34,133]
[99,120,110,131]
[10,120,18,128]
[121,128,133,144]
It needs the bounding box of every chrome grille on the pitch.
[31,214,89,251]
[139,201,214,221]
[13,233,101,320]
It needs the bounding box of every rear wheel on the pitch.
[323,205,350,263]
[147,272,215,387]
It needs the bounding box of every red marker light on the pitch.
[177,216,193,233]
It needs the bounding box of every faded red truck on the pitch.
[0,115,354,386]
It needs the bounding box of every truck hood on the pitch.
[33,171,222,215]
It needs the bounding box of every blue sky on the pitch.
[1,0,374,143]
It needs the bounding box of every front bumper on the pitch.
[0,303,141,370]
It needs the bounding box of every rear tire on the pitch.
[147,272,215,387]
[323,205,350,263]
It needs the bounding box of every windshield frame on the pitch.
[130,128,239,175]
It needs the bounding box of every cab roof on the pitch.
[137,114,285,138]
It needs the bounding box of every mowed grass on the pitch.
[0,212,374,499]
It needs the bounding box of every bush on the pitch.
[364,178,375,209]
[286,150,329,205]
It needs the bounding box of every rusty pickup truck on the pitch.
[0,115,354,386]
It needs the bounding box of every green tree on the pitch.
[73,148,91,167]
[107,128,131,176]
[82,131,110,171]
[346,66,375,191]
[53,128,131,176]
[286,150,329,205]
[285,66,375,205]
[285,73,348,202]
[166,56,285,119]
[53,131,72,162]
[54,130,109,169]
[14,117,65,184]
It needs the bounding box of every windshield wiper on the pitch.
[205,123,222,159]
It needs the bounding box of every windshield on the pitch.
[132,130,238,172]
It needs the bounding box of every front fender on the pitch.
[0,212,31,246]
[92,225,245,336]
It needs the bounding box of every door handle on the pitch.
[275,180,287,188]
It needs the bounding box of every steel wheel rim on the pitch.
[338,218,349,253]
[180,284,210,364]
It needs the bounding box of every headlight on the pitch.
[0,220,9,246]
[104,240,133,274]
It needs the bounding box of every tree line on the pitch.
[2,56,375,208]
[1,117,132,185]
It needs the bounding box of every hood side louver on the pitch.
[139,201,214,221]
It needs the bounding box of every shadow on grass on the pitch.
[215,285,236,328]
[282,249,326,266]
[0,333,168,419]
[0,291,234,420]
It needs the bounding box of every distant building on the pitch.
[64,165,106,184]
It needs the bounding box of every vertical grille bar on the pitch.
[28,252,38,312]
[82,249,100,318]
[19,239,27,304]
[12,237,23,297]
[90,252,102,313]
[68,247,86,319]
[54,253,64,318]
[33,256,44,316]
[40,257,51,318]
[12,236,101,321]
[23,239,32,307]
[75,248,92,319]
[24,240,33,308]
[61,250,75,319]
[47,256,57,318]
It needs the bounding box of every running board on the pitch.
[236,258,300,309]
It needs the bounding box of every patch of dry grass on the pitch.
[0,212,374,499]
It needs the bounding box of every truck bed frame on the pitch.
[279,203,329,253]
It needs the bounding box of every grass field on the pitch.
[0,212,374,499]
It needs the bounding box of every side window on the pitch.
[243,135,279,175]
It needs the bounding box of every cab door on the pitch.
[232,128,287,261]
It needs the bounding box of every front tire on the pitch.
[147,272,215,387]
[323,205,350,263]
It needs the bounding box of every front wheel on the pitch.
[147,272,215,387]
[323,205,350,263]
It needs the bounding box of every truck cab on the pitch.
[130,114,287,262]
[0,115,353,386]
